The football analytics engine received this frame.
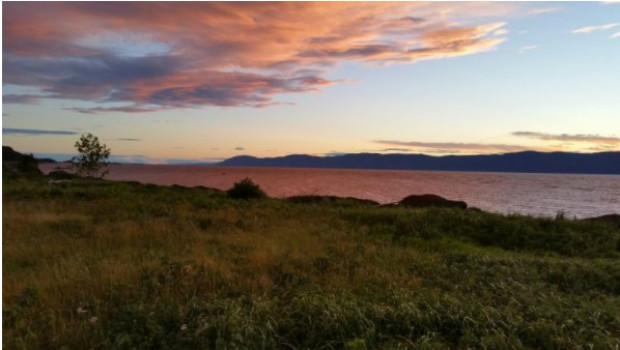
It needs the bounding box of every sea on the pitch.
[40,164,620,219]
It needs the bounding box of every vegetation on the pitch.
[2,146,43,179]
[71,133,111,178]
[226,177,267,200]
[3,169,620,349]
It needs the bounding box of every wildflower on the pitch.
[180,324,188,331]
[89,316,98,324]
[76,306,88,314]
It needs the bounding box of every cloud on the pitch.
[512,131,620,145]
[3,2,515,111]
[3,128,79,136]
[528,7,561,15]
[518,45,539,54]
[3,94,44,104]
[325,152,347,157]
[29,152,221,164]
[572,23,619,34]
[381,148,414,153]
[611,31,620,38]
[66,106,163,114]
[111,154,223,164]
[162,158,224,165]
[234,147,245,151]
[586,145,619,151]
[492,29,509,36]
[374,140,534,154]
[117,138,141,141]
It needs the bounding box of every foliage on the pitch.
[342,207,620,257]
[3,175,620,348]
[71,133,111,178]
[17,153,41,175]
[226,177,267,199]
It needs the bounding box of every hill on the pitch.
[219,151,620,174]
[2,146,44,177]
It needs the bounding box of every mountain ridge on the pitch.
[218,151,620,174]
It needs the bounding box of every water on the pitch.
[41,164,620,218]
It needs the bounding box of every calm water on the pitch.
[41,164,620,218]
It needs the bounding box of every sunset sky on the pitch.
[3,1,620,163]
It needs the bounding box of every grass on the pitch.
[3,174,620,349]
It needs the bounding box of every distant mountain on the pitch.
[218,151,620,174]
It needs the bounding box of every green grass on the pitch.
[3,175,620,349]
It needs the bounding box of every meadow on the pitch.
[3,171,620,349]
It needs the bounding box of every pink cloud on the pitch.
[3,2,516,111]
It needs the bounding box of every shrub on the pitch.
[227,177,267,199]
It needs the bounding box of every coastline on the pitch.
[39,162,620,219]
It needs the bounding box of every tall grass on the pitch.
[3,176,619,348]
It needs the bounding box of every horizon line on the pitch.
[14,148,620,166]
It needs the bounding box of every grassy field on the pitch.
[3,173,620,349]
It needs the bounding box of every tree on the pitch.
[72,133,111,178]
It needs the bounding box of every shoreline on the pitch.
[38,163,620,219]
[39,163,620,218]
[39,163,620,220]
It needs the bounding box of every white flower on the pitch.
[89,316,98,323]
[180,324,188,331]
[76,306,88,314]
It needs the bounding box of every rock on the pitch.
[48,170,75,180]
[397,194,467,209]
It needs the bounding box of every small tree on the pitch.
[72,133,111,178]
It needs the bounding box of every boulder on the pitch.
[397,194,467,209]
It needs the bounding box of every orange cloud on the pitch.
[512,132,620,146]
[3,2,516,111]
[374,140,538,154]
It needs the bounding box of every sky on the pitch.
[2,1,620,164]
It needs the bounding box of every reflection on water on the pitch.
[40,164,620,218]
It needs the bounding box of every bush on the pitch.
[227,178,267,199]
